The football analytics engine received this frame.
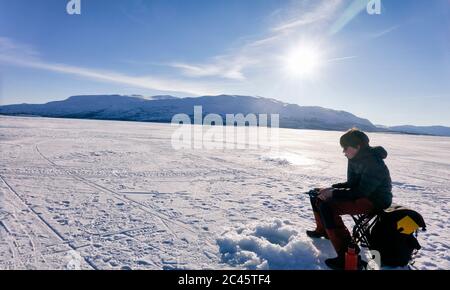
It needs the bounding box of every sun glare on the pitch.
[282,42,324,79]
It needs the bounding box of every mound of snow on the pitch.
[259,156,291,166]
[216,219,323,269]
[260,152,316,167]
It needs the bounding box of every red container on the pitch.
[345,246,358,270]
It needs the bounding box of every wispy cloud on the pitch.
[273,0,343,32]
[0,36,38,58]
[168,0,345,81]
[0,37,223,96]
[246,34,285,48]
[0,1,355,97]
[326,55,358,63]
[369,25,401,39]
[169,61,245,80]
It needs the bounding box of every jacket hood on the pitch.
[354,146,388,161]
[370,146,388,159]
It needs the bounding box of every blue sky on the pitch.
[0,0,449,126]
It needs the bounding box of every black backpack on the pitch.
[368,205,426,267]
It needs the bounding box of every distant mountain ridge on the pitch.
[386,125,450,137]
[0,94,377,131]
[0,94,448,136]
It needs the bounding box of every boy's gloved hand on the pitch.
[318,188,334,201]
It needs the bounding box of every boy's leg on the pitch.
[319,198,374,255]
[309,195,326,234]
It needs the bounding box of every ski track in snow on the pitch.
[0,116,449,270]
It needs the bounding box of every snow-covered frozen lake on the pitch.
[0,116,448,270]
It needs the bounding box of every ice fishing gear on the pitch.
[368,205,426,267]
[305,188,426,269]
[351,205,426,268]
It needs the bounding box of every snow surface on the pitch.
[0,116,448,270]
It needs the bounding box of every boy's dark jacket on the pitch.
[332,146,393,210]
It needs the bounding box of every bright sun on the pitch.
[282,42,324,79]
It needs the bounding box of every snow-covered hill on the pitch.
[0,94,377,131]
[387,125,450,137]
